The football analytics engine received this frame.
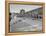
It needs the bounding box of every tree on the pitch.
[20,9,25,14]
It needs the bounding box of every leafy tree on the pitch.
[20,9,25,14]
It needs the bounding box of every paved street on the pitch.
[10,16,42,32]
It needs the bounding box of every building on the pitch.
[16,7,43,18]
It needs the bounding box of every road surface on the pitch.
[10,16,42,32]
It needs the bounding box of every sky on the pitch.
[10,4,42,13]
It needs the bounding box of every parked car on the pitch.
[31,14,38,18]
[31,14,42,19]
[38,15,42,19]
